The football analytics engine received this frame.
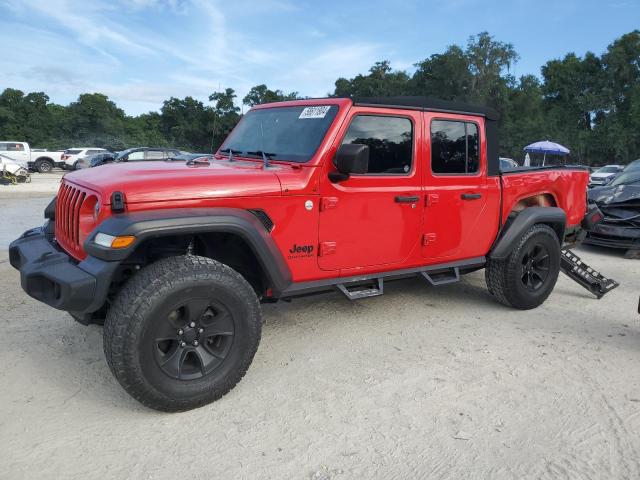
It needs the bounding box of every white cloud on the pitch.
[286,43,381,96]
[0,0,390,113]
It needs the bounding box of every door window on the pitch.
[145,150,165,160]
[341,115,413,174]
[431,120,479,174]
[6,143,25,151]
[127,151,145,161]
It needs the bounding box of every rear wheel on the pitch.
[485,224,561,310]
[103,255,262,412]
[36,159,53,173]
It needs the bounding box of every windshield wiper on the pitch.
[245,150,276,168]
[219,148,241,162]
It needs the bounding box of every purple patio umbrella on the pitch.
[524,140,570,165]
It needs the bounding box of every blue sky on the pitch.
[1,0,638,115]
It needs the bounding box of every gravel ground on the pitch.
[1,177,639,479]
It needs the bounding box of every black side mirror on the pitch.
[329,144,369,182]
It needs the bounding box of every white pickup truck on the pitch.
[0,141,64,173]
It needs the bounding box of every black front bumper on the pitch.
[584,224,640,249]
[9,226,118,316]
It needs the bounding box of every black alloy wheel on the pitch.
[154,298,235,380]
[520,243,550,291]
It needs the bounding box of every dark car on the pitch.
[596,159,640,187]
[77,152,117,169]
[168,153,214,162]
[90,147,182,167]
[584,170,640,251]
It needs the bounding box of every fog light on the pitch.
[94,233,135,249]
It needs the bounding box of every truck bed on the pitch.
[500,166,590,227]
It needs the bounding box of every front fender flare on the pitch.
[84,208,292,296]
[489,207,566,260]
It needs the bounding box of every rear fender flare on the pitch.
[84,208,292,295]
[489,207,566,260]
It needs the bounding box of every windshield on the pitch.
[609,171,640,186]
[220,105,339,162]
[624,160,640,171]
[597,166,619,173]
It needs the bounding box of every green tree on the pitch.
[465,32,518,105]
[65,93,127,147]
[600,30,640,162]
[209,88,242,151]
[542,52,607,163]
[242,84,298,106]
[159,96,215,151]
[411,46,472,100]
[334,61,411,97]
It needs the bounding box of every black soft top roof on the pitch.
[351,96,499,121]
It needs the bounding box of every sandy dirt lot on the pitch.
[1,176,639,479]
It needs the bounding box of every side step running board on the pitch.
[335,266,463,301]
[560,249,619,299]
[421,267,460,286]
[337,278,384,300]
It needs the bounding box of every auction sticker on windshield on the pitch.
[299,106,331,119]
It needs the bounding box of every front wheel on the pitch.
[485,224,561,310]
[103,255,262,412]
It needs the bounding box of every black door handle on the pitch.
[395,195,419,203]
[461,193,482,200]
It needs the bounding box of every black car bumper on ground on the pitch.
[584,223,640,249]
[9,226,118,318]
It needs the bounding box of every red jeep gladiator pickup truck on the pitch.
[10,97,591,411]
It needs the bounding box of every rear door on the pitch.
[145,149,166,161]
[421,113,494,260]
[318,108,423,271]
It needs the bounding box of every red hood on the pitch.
[64,160,283,204]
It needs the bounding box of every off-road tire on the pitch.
[103,255,262,412]
[485,224,561,310]
[36,159,53,173]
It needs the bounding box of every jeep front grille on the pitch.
[55,182,87,258]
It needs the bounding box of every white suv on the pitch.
[61,148,108,170]
[589,165,623,187]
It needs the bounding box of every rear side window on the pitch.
[431,120,479,174]
[341,115,413,174]
[0,143,7,151]
[145,150,165,160]
[65,149,82,155]
[4,143,25,151]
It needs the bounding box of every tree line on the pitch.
[0,30,638,165]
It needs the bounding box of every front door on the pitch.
[318,108,423,272]
[421,113,493,260]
